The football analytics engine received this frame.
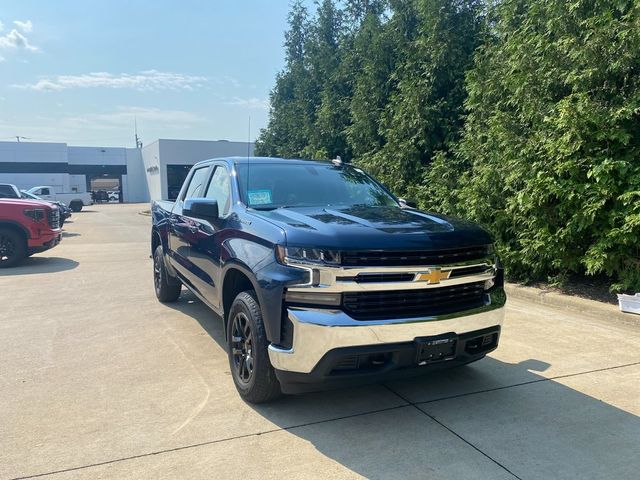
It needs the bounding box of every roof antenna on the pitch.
[134,117,142,148]
[246,115,251,207]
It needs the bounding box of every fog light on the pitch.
[285,291,342,306]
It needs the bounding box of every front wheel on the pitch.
[228,290,281,403]
[0,229,27,268]
[153,245,181,302]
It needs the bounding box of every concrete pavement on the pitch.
[1,204,638,480]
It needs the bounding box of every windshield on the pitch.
[21,191,40,200]
[236,163,398,209]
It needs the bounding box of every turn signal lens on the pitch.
[285,291,342,306]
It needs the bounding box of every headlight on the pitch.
[276,245,341,266]
[24,208,46,222]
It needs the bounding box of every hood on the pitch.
[251,205,492,250]
[0,198,55,209]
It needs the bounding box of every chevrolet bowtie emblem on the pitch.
[415,268,451,285]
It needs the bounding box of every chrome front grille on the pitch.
[47,208,60,229]
[285,246,501,321]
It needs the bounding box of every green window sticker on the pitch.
[248,189,272,205]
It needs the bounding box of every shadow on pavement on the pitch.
[167,289,640,480]
[166,288,227,349]
[61,231,81,238]
[0,257,79,275]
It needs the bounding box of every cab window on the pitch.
[182,167,210,200]
[205,166,231,216]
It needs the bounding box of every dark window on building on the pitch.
[167,164,194,200]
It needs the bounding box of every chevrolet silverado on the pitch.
[151,157,505,403]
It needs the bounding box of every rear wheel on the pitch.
[153,245,181,302]
[70,201,83,212]
[0,229,27,268]
[228,290,281,403]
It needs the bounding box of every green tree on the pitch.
[304,0,350,159]
[363,0,484,198]
[455,0,640,289]
[346,9,397,160]
[255,1,315,157]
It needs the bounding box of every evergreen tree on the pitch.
[255,1,314,157]
[304,0,349,159]
[347,9,396,161]
[365,0,483,197]
[456,0,640,289]
[258,0,640,290]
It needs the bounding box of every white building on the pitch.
[0,139,254,202]
[141,139,254,201]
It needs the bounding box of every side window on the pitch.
[182,167,210,200]
[205,166,231,216]
[41,188,50,195]
[0,185,16,197]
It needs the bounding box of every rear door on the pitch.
[167,165,212,287]
[187,164,233,308]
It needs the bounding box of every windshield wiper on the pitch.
[249,205,295,211]
[250,206,278,211]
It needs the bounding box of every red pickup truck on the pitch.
[0,199,62,267]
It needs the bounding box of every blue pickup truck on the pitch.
[151,157,506,403]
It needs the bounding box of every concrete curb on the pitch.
[505,283,640,326]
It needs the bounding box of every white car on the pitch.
[27,186,93,212]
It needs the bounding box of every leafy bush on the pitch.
[453,0,640,290]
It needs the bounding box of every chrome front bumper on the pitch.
[268,288,506,374]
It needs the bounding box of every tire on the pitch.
[227,290,282,403]
[70,201,83,212]
[153,245,181,302]
[0,228,27,268]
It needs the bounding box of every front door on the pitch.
[167,165,211,287]
[187,164,233,309]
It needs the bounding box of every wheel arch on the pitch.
[151,227,162,256]
[0,221,30,240]
[222,266,259,328]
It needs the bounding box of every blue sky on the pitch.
[0,1,305,147]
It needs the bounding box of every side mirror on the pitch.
[398,198,417,209]
[183,198,219,221]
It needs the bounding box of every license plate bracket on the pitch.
[415,334,457,364]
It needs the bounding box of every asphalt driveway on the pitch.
[1,204,638,479]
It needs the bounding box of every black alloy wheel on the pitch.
[153,245,181,302]
[231,312,255,384]
[153,253,162,294]
[0,229,27,268]
[227,290,281,403]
